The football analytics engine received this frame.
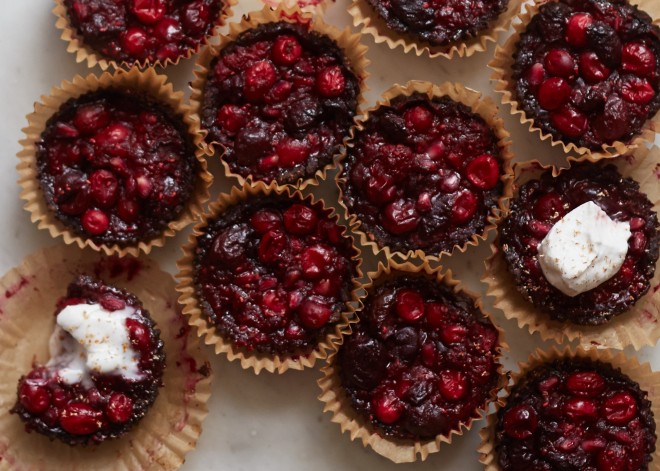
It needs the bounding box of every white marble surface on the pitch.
[1,1,660,470]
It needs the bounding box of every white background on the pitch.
[1,1,660,470]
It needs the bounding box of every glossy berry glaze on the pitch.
[200,21,360,184]
[338,276,501,440]
[193,195,359,355]
[37,89,198,247]
[11,275,165,445]
[365,0,507,46]
[64,0,227,63]
[499,162,659,325]
[495,358,656,471]
[512,0,660,149]
[341,93,505,256]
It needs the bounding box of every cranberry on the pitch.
[566,371,606,397]
[620,77,656,105]
[94,123,131,152]
[629,231,647,254]
[121,27,148,58]
[621,42,657,77]
[73,104,109,134]
[550,106,588,138]
[130,0,165,25]
[19,381,50,414]
[382,199,419,234]
[99,293,126,311]
[156,44,180,62]
[126,318,151,352]
[373,391,404,424]
[298,298,333,329]
[544,49,576,78]
[538,77,572,110]
[154,17,183,42]
[272,35,302,65]
[301,245,332,279]
[438,370,468,401]
[503,404,538,439]
[81,209,109,235]
[566,13,594,47]
[258,230,287,263]
[533,193,565,221]
[565,398,598,421]
[466,155,500,190]
[365,171,396,204]
[276,138,310,167]
[425,302,448,328]
[579,52,611,83]
[404,106,434,133]
[395,289,425,323]
[450,191,478,224]
[117,198,139,223]
[440,324,468,344]
[89,170,119,208]
[526,63,546,92]
[316,66,346,98]
[597,444,628,471]
[527,219,551,238]
[106,392,133,424]
[629,217,646,231]
[59,403,102,435]
[244,60,278,102]
[283,204,318,235]
[250,209,282,234]
[182,1,210,34]
[217,104,246,133]
[603,392,638,425]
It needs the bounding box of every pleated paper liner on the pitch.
[0,245,212,471]
[317,258,508,464]
[260,0,328,14]
[483,146,660,350]
[188,4,370,191]
[478,346,660,471]
[489,0,660,161]
[335,80,514,264]
[52,0,236,70]
[348,0,523,59]
[175,180,364,375]
[17,67,212,258]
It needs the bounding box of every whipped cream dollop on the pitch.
[538,201,631,297]
[47,303,143,386]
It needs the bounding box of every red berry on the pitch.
[19,381,50,414]
[266,80,293,103]
[272,35,302,65]
[425,302,448,328]
[99,293,126,311]
[117,198,139,223]
[538,77,572,110]
[372,391,404,424]
[182,1,210,34]
[258,229,287,263]
[438,370,468,401]
[300,245,333,279]
[544,48,576,78]
[450,190,478,224]
[629,217,646,230]
[121,27,148,58]
[154,17,182,42]
[298,298,333,329]
[579,52,611,83]
[565,398,598,421]
[629,231,647,254]
[60,403,102,435]
[94,123,131,154]
[566,371,606,397]
[131,0,165,25]
[365,171,396,204]
[620,77,656,105]
[261,290,287,317]
[441,324,468,344]
[621,42,657,77]
[217,104,246,133]
[394,289,425,323]
[316,66,346,98]
[526,63,546,92]
[527,219,551,238]
[73,104,109,134]
[404,105,434,133]
[534,192,565,220]
[551,106,588,138]
[466,155,500,190]
[244,60,277,102]
[126,318,150,352]
[566,13,594,47]
[597,445,628,471]
[283,204,318,235]
[89,170,119,208]
[503,404,538,439]
[250,209,282,234]
[135,174,152,199]
[382,199,419,234]
[603,392,638,425]
[276,138,310,167]
[106,392,134,424]
[81,209,109,235]
[156,43,180,62]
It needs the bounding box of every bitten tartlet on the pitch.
[498,161,659,326]
[339,85,511,258]
[493,358,656,471]
[197,18,362,186]
[11,275,165,445]
[510,0,660,150]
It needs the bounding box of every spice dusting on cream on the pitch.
[538,201,631,297]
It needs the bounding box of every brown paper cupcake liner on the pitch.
[483,146,660,350]
[317,257,508,464]
[478,346,660,470]
[17,67,212,258]
[175,180,364,374]
[335,80,514,263]
[489,0,660,161]
[0,244,212,471]
[52,0,236,71]
[188,4,370,191]
[260,0,328,14]
[348,0,523,60]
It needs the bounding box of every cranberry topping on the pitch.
[364,0,507,46]
[64,0,227,63]
[341,93,505,256]
[512,0,660,149]
[339,275,501,440]
[11,275,164,445]
[495,359,656,471]
[36,89,197,247]
[193,194,358,355]
[499,162,660,325]
[200,21,360,184]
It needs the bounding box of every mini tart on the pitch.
[11,275,164,445]
[490,0,660,159]
[54,0,234,70]
[0,245,211,470]
[17,67,211,257]
[176,181,362,374]
[190,6,369,189]
[478,347,659,471]
[484,148,660,349]
[318,259,506,463]
[338,81,513,261]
